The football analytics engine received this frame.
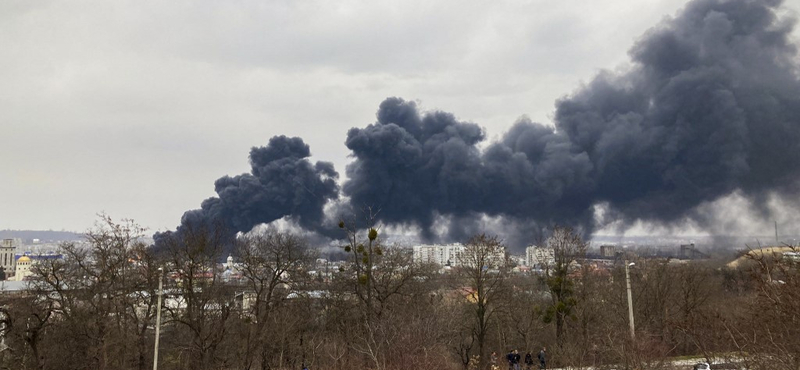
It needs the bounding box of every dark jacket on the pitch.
[525,353,534,365]
[538,350,546,363]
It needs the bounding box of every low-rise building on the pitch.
[599,245,617,258]
[13,253,64,281]
[14,255,32,281]
[679,243,709,260]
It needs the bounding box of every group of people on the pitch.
[489,347,546,370]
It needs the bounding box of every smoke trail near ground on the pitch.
[159,0,800,248]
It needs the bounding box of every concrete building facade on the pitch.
[0,239,21,278]
[413,243,505,268]
[525,245,555,268]
[413,243,465,266]
[600,245,617,258]
[14,255,31,281]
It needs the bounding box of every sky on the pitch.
[2,0,799,237]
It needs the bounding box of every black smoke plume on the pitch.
[155,136,339,247]
[160,0,800,248]
[344,0,800,243]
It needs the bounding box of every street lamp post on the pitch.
[153,267,164,370]
[625,261,635,341]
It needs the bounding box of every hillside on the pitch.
[0,230,83,243]
[727,246,796,269]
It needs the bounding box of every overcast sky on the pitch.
[2,0,799,234]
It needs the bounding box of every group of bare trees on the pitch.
[0,219,798,370]
[0,216,160,370]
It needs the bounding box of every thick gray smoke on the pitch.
[344,98,596,244]
[555,0,800,226]
[160,0,800,249]
[344,0,800,243]
[155,136,339,247]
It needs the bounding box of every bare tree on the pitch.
[336,212,432,370]
[735,245,800,370]
[455,233,508,369]
[235,231,314,370]
[0,292,58,370]
[160,222,232,370]
[21,215,158,370]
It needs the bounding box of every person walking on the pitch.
[506,350,515,370]
[537,347,547,370]
[490,351,499,370]
[524,352,534,370]
[511,350,521,370]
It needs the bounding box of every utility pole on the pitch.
[153,267,164,370]
[625,261,635,341]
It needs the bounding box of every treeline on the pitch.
[0,216,798,370]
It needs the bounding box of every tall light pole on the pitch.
[153,267,164,370]
[625,261,635,341]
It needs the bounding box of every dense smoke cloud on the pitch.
[161,0,800,248]
[344,99,596,242]
[555,0,800,226]
[344,0,800,242]
[155,136,339,246]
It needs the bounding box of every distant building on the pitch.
[508,254,525,267]
[599,245,616,258]
[679,243,709,260]
[413,243,465,267]
[226,255,235,271]
[13,253,64,281]
[412,243,505,268]
[525,245,555,268]
[14,255,32,281]
[783,251,800,262]
[0,280,30,296]
[0,239,21,279]
[220,254,244,282]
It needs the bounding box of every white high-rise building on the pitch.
[413,243,506,268]
[525,245,555,268]
[413,243,465,266]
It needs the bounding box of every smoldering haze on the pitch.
[159,0,800,248]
